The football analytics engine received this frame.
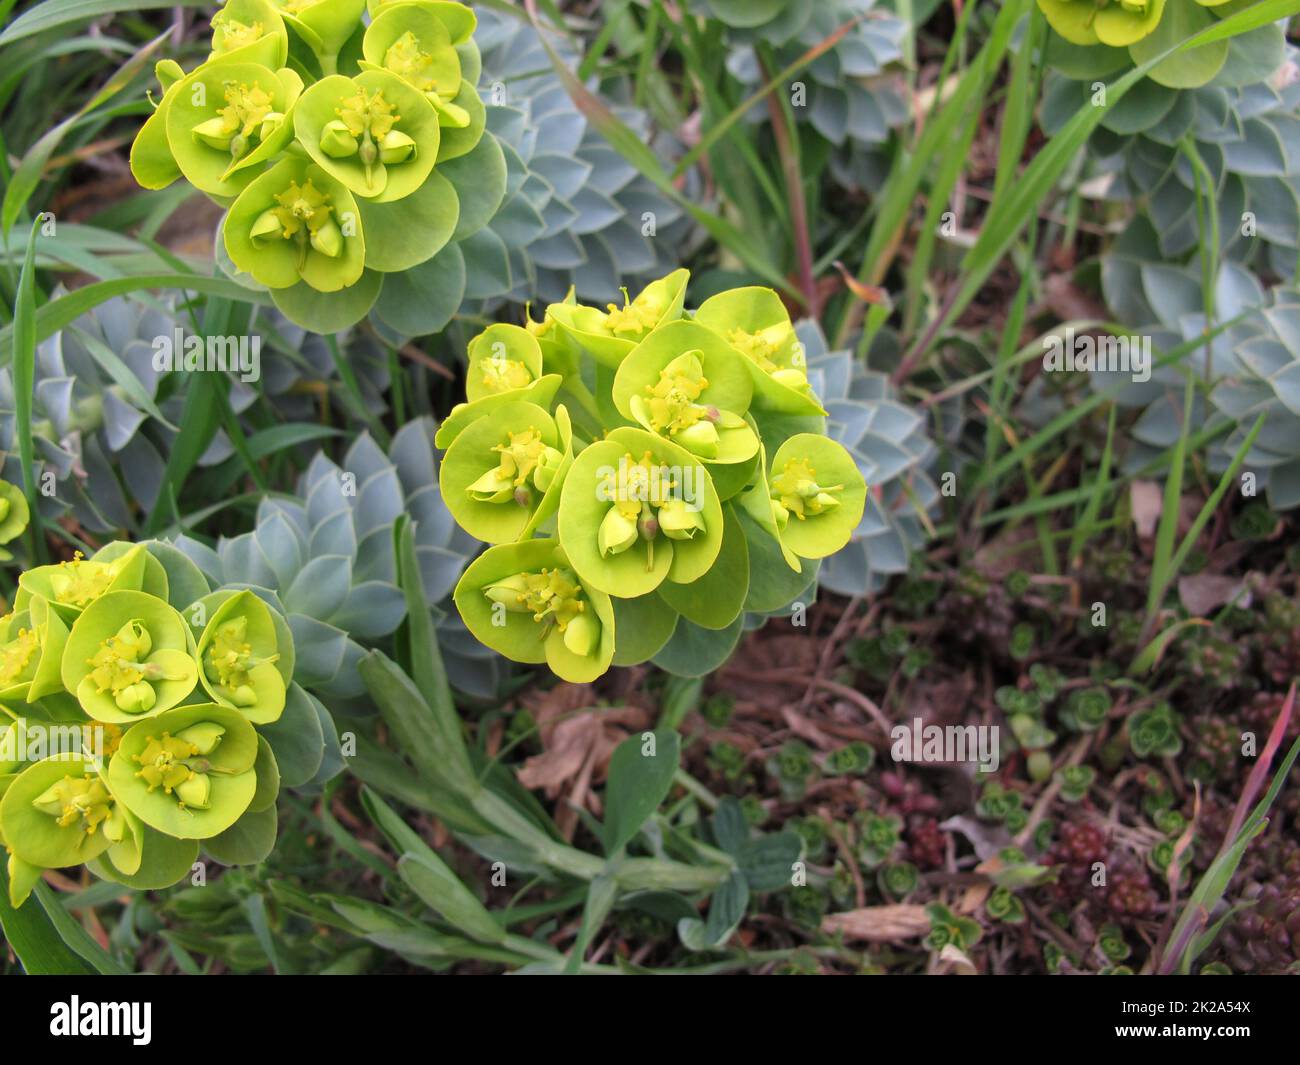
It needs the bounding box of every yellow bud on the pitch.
[598,506,639,557]
[658,499,705,541]
[562,612,600,657]
[192,116,235,150]
[251,209,283,244]
[378,130,416,164]
[175,772,211,809]
[310,218,343,258]
[319,119,359,158]
[115,681,156,715]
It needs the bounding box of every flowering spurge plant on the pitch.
[0,540,335,909]
[1038,0,1262,89]
[442,272,868,682]
[130,0,492,329]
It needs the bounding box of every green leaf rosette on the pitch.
[360,2,469,127]
[195,590,288,724]
[453,539,614,683]
[558,426,723,598]
[0,758,124,871]
[0,480,29,561]
[0,599,70,704]
[754,434,867,562]
[1037,0,1166,47]
[295,69,440,202]
[465,323,545,403]
[433,375,564,448]
[108,703,259,840]
[165,61,302,198]
[18,544,149,622]
[62,590,199,724]
[440,401,573,543]
[694,286,826,416]
[224,156,366,291]
[209,0,290,68]
[547,269,689,368]
[612,319,759,468]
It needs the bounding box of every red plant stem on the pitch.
[760,56,818,316]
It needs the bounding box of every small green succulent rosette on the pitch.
[453,539,614,683]
[62,590,199,724]
[108,703,259,840]
[360,2,470,128]
[744,434,867,565]
[558,426,724,599]
[18,545,149,621]
[612,319,759,470]
[0,480,30,562]
[440,401,573,543]
[225,156,365,291]
[209,0,291,67]
[547,269,689,368]
[164,61,302,198]
[195,590,287,724]
[694,286,826,417]
[0,599,70,704]
[1037,0,1167,47]
[0,758,125,873]
[271,0,367,69]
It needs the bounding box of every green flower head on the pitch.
[558,426,723,598]
[19,545,149,621]
[0,480,30,561]
[0,598,70,704]
[62,590,198,723]
[742,434,866,566]
[108,703,259,840]
[440,401,573,543]
[270,0,367,62]
[360,2,470,127]
[465,323,545,403]
[165,61,302,198]
[433,374,565,449]
[453,539,615,683]
[195,590,287,724]
[225,156,365,291]
[296,70,440,202]
[0,757,125,871]
[367,0,477,44]
[694,286,826,416]
[612,319,758,468]
[547,269,689,368]
[1037,0,1167,47]
[209,0,290,67]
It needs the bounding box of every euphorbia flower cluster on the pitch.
[130,0,485,324]
[443,273,868,682]
[0,543,301,908]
